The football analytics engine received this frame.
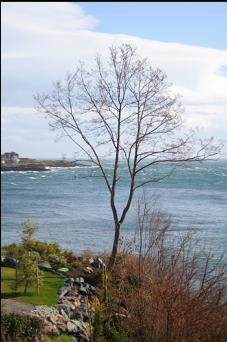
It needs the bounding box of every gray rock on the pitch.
[42,320,60,336]
[58,285,71,298]
[71,319,86,332]
[38,263,52,271]
[84,266,93,274]
[78,285,88,296]
[64,277,74,286]
[55,304,72,316]
[90,257,105,269]
[57,267,69,273]
[89,286,96,294]
[73,310,83,321]
[66,321,79,333]
[60,308,69,321]
[75,277,85,284]
[58,323,67,333]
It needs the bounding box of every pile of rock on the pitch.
[31,277,99,342]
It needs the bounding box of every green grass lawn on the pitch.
[44,335,74,342]
[1,267,64,306]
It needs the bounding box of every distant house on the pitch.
[1,152,19,165]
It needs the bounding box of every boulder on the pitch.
[38,263,52,271]
[66,321,79,333]
[55,303,72,317]
[75,277,85,284]
[71,319,87,332]
[89,257,105,269]
[59,309,69,321]
[42,319,60,336]
[89,286,96,295]
[58,285,71,298]
[57,267,69,273]
[84,267,93,274]
[78,285,88,296]
[64,277,74,286]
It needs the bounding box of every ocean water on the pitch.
[1,160,227,259]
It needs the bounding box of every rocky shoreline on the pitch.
[1,159,88,172]
[1,164,50,172]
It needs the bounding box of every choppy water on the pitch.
[1,160,227,258]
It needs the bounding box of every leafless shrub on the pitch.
[114,195,227,342]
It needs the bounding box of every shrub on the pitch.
[1,312,43,342]
[2,233,62,263]
[113,196,227,342]
[92,302,106,342]
[71,259,83,268]
[1,243,21,259]
[63,250,77,264]
[104,323,134,342]
[47,254,68,270]
[28,240,62,259]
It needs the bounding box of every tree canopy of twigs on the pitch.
[35,44,221,269]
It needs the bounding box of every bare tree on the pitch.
[35,44,220,269]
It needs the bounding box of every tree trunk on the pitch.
[36,256,40,296]
[108,223,121,270]
[15,266,19,292]
[24,281,28,295]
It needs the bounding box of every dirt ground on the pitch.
[1,299,35,315]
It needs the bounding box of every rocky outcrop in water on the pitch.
[1,164,50,172]
[1,158,88,172]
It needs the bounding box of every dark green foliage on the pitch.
[103,322,134,342]
[93,310,133,342]
[93,309,105,342]
[1,312,43,342]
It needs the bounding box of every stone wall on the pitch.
[31,276,99,342]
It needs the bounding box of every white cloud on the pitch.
[1,106,77,158]
[1,2,227,157]
[1,2,98,34]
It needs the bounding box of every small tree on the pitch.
[16,222,43,295]
[21,221,38,248]
[35,44,221,269]
[17,252,39,295]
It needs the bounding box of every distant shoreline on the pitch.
[1,158,88,172]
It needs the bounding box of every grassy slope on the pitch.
[1,267,64,306]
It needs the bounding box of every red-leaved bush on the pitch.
[112,195,227,342]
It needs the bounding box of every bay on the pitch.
[1,160,227,258]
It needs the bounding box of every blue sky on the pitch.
[1,2,227,158]
[79,2,227,49]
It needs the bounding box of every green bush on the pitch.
[1,243,21,259]
[2,239,62,262]
[28,240,62,259]
[72,259,83,268]
[1,312,43,342]
[47,254,68,270]
[104,323,134,342]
